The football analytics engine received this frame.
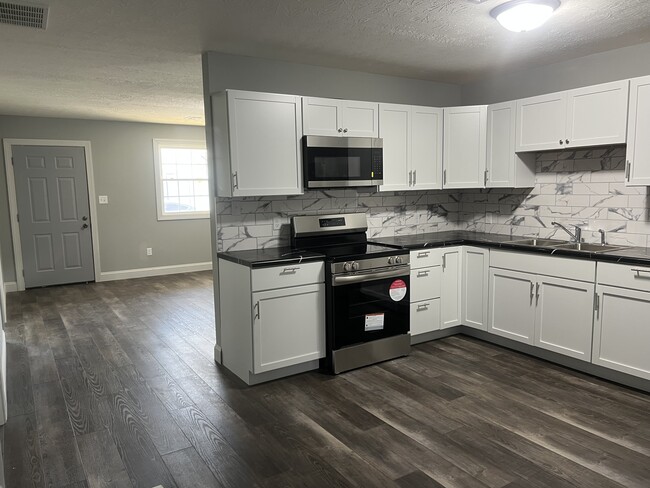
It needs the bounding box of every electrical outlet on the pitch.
[98,195,109,204]
[146,248,153,256]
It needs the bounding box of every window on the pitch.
[153,139,209,220]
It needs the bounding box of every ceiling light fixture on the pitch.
[490,0,560,32]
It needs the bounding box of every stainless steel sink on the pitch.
[553,243,623,253]
[510,238,568,247]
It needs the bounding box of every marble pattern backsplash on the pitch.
[216,189,461,251]
[458,146,650,247]
[216,145,650,252]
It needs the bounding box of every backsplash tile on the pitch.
[215,145,650,252]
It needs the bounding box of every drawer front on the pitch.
[252,261,325,292]
[410,299,441,336]
[410,266,441,302]
[410,249,442,269]
[490,250,595,282]
[597,262,650,293]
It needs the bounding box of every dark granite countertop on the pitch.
[217,247,325,269]
[369,231,650,267]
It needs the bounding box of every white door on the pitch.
[592,285,650,380]
[302,97,341,136]
[12,145,95,288]
[488,268,536,344]
[378,104,410,191]
[486,101,515,188]
[340,101,379,137]
[566,80,629,148]
[462,247,489,331]
[443,106,487,189]
[410,299,441,336]
[228,91,303,196]
[626,76,650,186]
[252,283,325,374]
[516,92,567,152]
[441,248,461,328]
[534,276,595,361]
[411,106,443,190]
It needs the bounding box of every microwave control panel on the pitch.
[371,148,383,179]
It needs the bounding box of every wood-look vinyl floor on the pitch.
[3,271,650,487]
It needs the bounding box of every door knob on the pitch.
[82,223,89,229]
[82,216,88,221]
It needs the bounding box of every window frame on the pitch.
[153,138,210,221]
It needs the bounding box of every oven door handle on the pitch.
[332,267,408,286]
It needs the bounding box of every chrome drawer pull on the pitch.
[631,268,650,277]
[281,267,300,274]
[417,303,429,311]
[417,270,430,277]
[417,251,430,258]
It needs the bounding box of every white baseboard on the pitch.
[99,262,212,282]
[3,282,18,293]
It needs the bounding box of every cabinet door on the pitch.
[488,268,536,344]
[626,76,650,186]
[252,283,325,374]
[302,97,341,136]
[534,276,594,361]
[340,100,379,137]
[228,91,303,196]
[462,247,489,331]
[566,80,629,148]
[443,106,487,189]
[410,299,441,336]
[593,285,650,380]
[441,248,461,328]
[378,104,410,192]
[486,101,515,188]
[516,92,567,152]
[411,106,443,190]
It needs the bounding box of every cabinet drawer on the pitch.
[597,262,650,292]
[410,249,442,269]
[410,266,441,302]
[410,299,441,336]
[252,261,324,292]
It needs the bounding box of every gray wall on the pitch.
[0,115,211,282]
[202,52,462,106]
[462,41,650,105]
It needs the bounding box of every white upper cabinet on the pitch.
[212,90,303,197]
[303,97,378,137]
[487,101,535,188]
[516,91,567,152]
[516,81,629,152]
[379,104,443,192]
[443,105,487,189]
[626,75,650,186]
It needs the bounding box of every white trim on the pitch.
[3,139,102,291]
[152,138,209,221]
[99,261,212,282]
[3,282,18,293]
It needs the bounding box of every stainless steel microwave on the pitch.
[302,136,383,188]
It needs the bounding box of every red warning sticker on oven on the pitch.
[389,279,407,301]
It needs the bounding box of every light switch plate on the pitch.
[98,195,109,204]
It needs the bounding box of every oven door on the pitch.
[303,136,382,188]
[330,267,409,350]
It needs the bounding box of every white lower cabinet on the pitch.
[410,299,441,336]
[252,283,325,373]
[441,248,462,328]
[462,247,489,331]
[409,250,441,337]
[488,252,596,359]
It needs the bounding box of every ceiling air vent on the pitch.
[0,1,49,29]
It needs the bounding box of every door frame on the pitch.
[3,139,102,291]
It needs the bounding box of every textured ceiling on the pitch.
[1,0,650,125]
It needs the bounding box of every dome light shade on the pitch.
[490,0,561,32]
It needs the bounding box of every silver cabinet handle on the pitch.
[417,251,430,258]
[536,282,540,305]
[413,170,416,186]
[409,170,413,186]
[443,169,447,185]
[232,172,239,189]
[417,303,430,311]
[632,268,650,276]
[626,161,631,181]
[484,169,488,187]
[530,281,534,302]
[417,270,429,277]
[594,292,600,318]
[281,267,300,274]
[254,301,260,320]
[442,254,446,269]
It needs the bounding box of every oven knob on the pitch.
[344,262,353,272]
[388,257,395,265]
[352,262,360,271]
[395,256,403,264]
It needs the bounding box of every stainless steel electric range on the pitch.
[291,213,410,374]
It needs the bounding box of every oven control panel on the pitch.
[332,254,410,275]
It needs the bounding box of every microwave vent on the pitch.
[0,1,48,29]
